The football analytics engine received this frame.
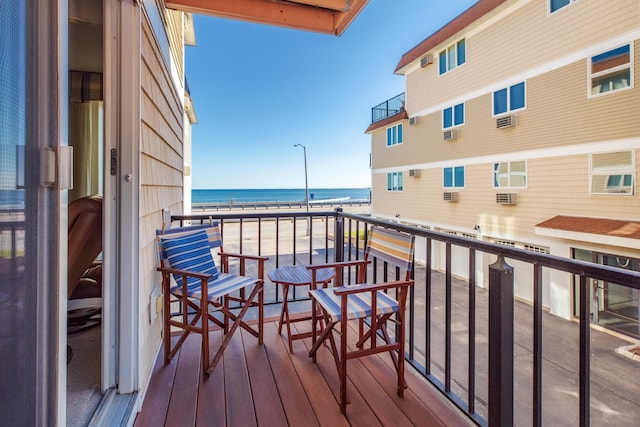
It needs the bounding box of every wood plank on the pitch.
[165,334,201,426]
[344,323,447,427]
[241,327,289,426]
[362,328,473,427]
[286,326,350,426]
[196,330,226,427]
[224,331,257,427]
[134,339,178,426]
[292,321,383,426]
[262,322,320,427]
[134,319,470,427]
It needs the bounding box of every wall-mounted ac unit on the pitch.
[409,169,420,178]
[409,116,420,126]
[496,114,517,129]
[443,191,458,202]
[496,193,518,205]
[420,54,433,68]
[443,129,458,141]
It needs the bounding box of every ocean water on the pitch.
[192,188,370,204]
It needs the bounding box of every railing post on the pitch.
[488,255,514,427]
[334,208,344,263]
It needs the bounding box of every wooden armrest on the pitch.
[305,259,371,271]
[157,266,213,281]
[333,280,414,295]
[219,251,269,262]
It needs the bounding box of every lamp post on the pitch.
[293,144,310,235]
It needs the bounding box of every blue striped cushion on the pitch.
[160,229,219,288]
[309,286,399,321]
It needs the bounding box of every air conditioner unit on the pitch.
[496,193,518,205]
[409,116,420,126]
[409,169,420,178]
[443,129,458,141]
[496,114,517,129]
[443,191,458,202]
[420,54,433,68]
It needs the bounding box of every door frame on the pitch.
[103,0,140,394]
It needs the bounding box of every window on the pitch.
[493,82,526,115]
[439,39,466,75]
[443,166,465,188]
[443,103,464,129]
[549,0,575,14]
[386,124,403,147]
[493,161,526,188]
[590,45,632,96]
[590,151,634,195]
[387,172,403,191]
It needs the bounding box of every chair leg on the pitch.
[340,316,348,414]
[201,292,210,376]
[258,281,264,345]
[163,289,171,364]
[206,283,262,376]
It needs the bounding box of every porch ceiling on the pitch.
[165,0,370,35]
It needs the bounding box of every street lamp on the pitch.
[293,144,310,234]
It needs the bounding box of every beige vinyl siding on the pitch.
[386,43,640,166]
[165,9,184,82]
[139,14,185,381]
[373,151,640,243]
[406,0,640,114]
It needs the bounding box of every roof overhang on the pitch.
[365,110,408,133]
[535,215,640,249]
[165,0,370,35]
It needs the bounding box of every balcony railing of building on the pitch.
[171,209,640,427]
[371,92,405,123]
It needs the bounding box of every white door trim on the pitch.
[103,0,140,395]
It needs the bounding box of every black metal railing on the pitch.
[171,209,640,426]
[371,92,405,123]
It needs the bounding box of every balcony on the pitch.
[136,210,640,426]
[371,93,405,123]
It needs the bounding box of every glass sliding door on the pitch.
[573,249,640,338]
[0,0,62,423]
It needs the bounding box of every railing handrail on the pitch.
[170,209,640,426]
[339,212,640,287]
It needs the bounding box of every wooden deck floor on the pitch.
[134,318,473,427]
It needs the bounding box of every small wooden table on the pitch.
[268,265,335,353]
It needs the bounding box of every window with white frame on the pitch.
[386,123,403,147]
[493,82,526,116]
[590,151,634,195]
[549,0,576,14]
[387,172,403,191]
[590,45,632,96]
[443,166,465,188]
[439,39,466,75]
[443,103,464,129]
[493,161,526,188]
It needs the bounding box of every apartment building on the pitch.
[366,0,639,337]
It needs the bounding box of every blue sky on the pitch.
[187,0,478,189]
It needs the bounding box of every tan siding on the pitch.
[165,9,184,82]
[373,152,640,242]
[383,43,640,166]
[406,0,640,114]
[139,12,185,384]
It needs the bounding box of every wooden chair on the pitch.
[307,226,415,414]
[156,223,267,376]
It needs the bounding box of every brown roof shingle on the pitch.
[536,216,640,240]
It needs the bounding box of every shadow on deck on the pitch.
[134,317,473,426]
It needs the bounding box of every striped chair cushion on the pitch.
[309,286,399,321]
[160,229,219,288]
[173,273,260,301]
